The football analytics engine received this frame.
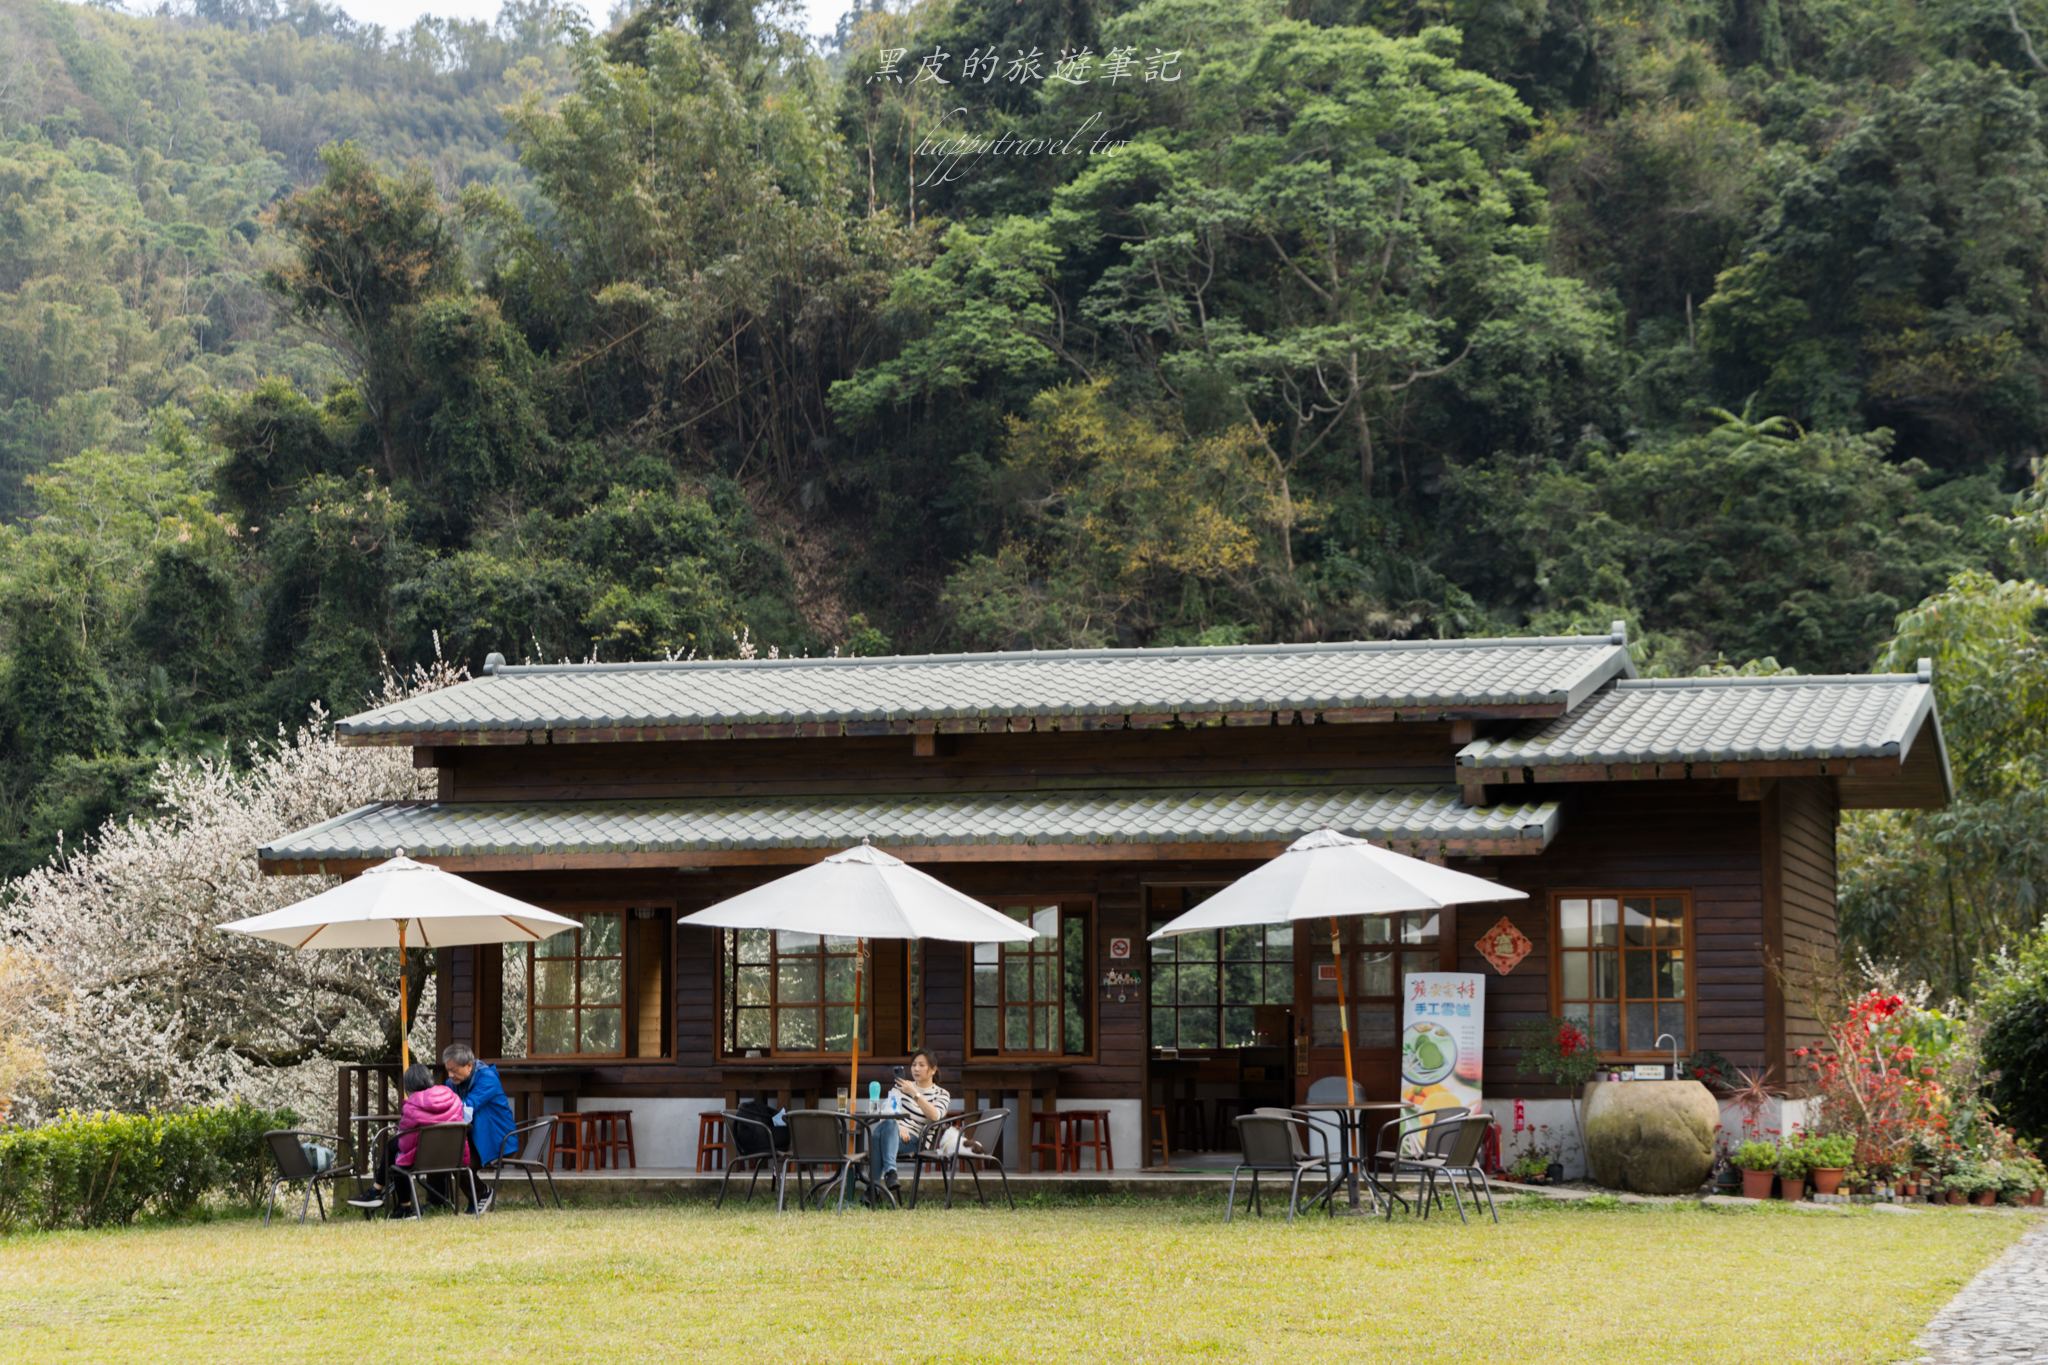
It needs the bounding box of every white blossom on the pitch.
[0,661,460,1123]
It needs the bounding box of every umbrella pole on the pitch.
[398,920,410,1072]
[848,939,864,1156]
[1330,918,1357,1107]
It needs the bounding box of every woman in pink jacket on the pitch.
[395,1064,470,1168]
[351,1064,471,1214]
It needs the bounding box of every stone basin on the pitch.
[1581,1079,1718,1195]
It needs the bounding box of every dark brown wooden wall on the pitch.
[1774,779,1840,1066]
[435,724,1456,802]
[447,860,1262,1101]
[1456,781,1769,1098]
[428,773,1810,1105]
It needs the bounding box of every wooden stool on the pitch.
[585,1110,637,1170]
[1212,1098,1248,1147]
[1172,1097,1208,1151]
[695,1111,728,1172]
[551,1112,593,1171]
[1066,1108,1112,1171]
[1028,1111,1072,1171]
[1149,1106,1170,1166]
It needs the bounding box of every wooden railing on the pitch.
[336,1062,404,1172]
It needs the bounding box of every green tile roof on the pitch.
[334,633,1633,739]
[1457,672,1940,769]
[258,786,1559,863]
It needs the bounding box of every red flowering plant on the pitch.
[1796,983,1965,1182]
[1511,1015,1603,1171]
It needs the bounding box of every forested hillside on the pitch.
[0,0,2043,983]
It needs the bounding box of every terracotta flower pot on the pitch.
[1780,1177,1807,1202]
[2032,1189,2044,1207]
[1810,1167,1846,1196]
[1741,1169,1775,1200]
[1973,1191,1996,1206]
[1946,1190,1965,1205]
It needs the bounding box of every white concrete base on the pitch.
[1505,1094,1813,1182]
[542,1097,721,1169]
[1056,1097,1143,1172]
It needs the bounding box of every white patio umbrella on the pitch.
[219,852,580,1068]
[678,841,1036,1121]
[1147,828,1526,1105]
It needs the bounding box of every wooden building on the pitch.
[257,629,1950,1169]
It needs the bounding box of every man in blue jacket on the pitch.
[443,1042,517,1210]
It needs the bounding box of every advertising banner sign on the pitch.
[1401,972,1485,1114]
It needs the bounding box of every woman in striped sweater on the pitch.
[869,1049,950,1193]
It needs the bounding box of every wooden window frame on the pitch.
[968,897,1096,1062]
[1548,889,1696,1062]
[1307,909,1446,1051]
[718,929,896,1060]
[1147,902,1294,1050]
[520,906,636,1062]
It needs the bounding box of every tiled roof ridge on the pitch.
[1615,665,1931,691]
[481,626,1631,677]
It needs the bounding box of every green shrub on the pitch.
[1732,1139,1779,1173]
[1800,1133,1856,1170]
[0,1102,296,1233]
[1979,927,2048,1147]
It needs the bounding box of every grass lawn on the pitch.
[0,1195,2032,1362]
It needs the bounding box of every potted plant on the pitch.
[1733,1139,1778,1200]
[1507,1147,1552,1184]
[1995,1159,2037,1207]
[1802,1134,1855,1196]
[1510,1015,1603,1172]
[1777,1143,1810,1201]
[1945,1163,1985,1205]
[1712,1156,1743,1196]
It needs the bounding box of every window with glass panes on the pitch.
[1311,912,1442,1049]
[528,911,625,1058]
[1553,892,1691,1058]
[1150,924,1292,1049]
[722,930,872,1055]
[971,904,1090,1057]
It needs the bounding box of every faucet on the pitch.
[1655,1032,1680,1077]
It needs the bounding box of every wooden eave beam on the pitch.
[335,701,1571,749]
[1464,756,1905,786]
[259,832,1553,877]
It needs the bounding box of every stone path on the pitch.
[1914,1216,2048,1363]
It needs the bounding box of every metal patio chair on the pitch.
[399,1122,483,1218]
[1226,1110,1341,1222]
[716,1108,790,1209]
[1388,1112,1499,1224]
[906,1109,1014,1210]
[778,1109,869,1212]
[261,1129,356,1225]
[487,1115,561,1210]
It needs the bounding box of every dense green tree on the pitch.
[942,381,1293,648]
[1445,419,1998,671]
[1699,62,2048,472]
[266,142,463,475]
[1977,921,2048,1145]
[0,593,120,786]
[255,471,406,719]
[1840,474,2048,993]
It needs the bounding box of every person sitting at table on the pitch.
[442,1041,517,1174]
[868,1049,951,1195]
[351,1063,469,1213]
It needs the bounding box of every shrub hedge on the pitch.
[0,1101,296,1233]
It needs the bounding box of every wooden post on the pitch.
[848,938,864,1155]
[399,921,410,1071]
[1330,918,1356,1109]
